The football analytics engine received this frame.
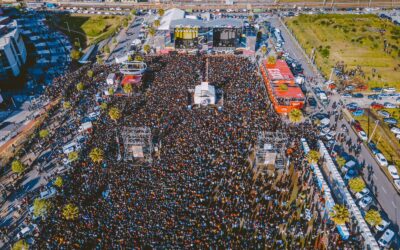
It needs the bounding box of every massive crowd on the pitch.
[32,55,362,249]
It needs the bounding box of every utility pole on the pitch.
[329,67,334,82]
[368,120,379,143]
[65,21,70,34]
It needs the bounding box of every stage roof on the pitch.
[273,86,305,99]
[158,8,185,31]
[170,18,243,29]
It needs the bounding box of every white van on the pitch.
[62,142,80,154]
[378,229,395,248]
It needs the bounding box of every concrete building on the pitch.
[0,16,27,80]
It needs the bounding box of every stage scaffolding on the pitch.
[255,131,289,169]
[121,127,153,163]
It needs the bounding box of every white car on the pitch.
[16,224,37,239]
[390,127,400,135]
[358,195,373,210]
[375,219,390,232]
[394,180,400,190]
[375,153,388,167]
[40,188,56,199]
[358,130,368,141]
[387,165,400,179]
[355,188,370,199]
[378,229,395,248]
[384,102,397,109]
[383,87,396,93]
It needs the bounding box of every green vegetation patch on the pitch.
[286,14,400,90]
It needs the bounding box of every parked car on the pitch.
[371,87,382,92]
[383,87,396,93]
[358,130,368,141]
[370,102,384,109]
[308,97,317,107]
[375,218,390,232]
[344,85,355,91]
[368,94,381,100]
[394,180,400,190]
[383,118,398,125]
[384,102,397,109]
[378,229,395,248]
[341,93,352,98]
[358,195,373,210]
[390,126,400,135]
[352,93,364,98]
[16,224,37,240]
[40,188,56,199]
[355,187,370,199]
[377,110,391,118]
[388,165,400,179]
[368,142,380,155]
[375,153,388,167]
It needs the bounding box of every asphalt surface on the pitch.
[106,16,145,64]
[269,15,400,246]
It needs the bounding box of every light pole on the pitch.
[368,120,379,143]
[64,21,70,34]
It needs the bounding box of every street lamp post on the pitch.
[64,21,71,34]
[368,120,379,143]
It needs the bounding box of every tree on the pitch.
[330,204,350,225]
[76,82,84,91]
[12,160,25,174]
[267,56,276,64]
[108,87,115,96]
[135,55,144,61]
[123,18,129,28]
[62,203,79,220]
[123,84,133,95]
[89,148,104,164]
[127,55,133,62]
[130,9,136,16]
[96,56,103,65]
[336,156,346,169]
[289,109,303,123]
[307,150,320,164]
[261,45,267,55]
[365,209,382,226]
[104,45,110,54]
[39,129,49,139]
[148,27,156,37]
[63,101,71,110]
[70,49,81,61]
[33,198,50,217]
[12,240,29,250]
[54,176,63,188]
[87,70,94,78]
[68,151,79,162]
[112,37,117,44]
[143,44,151,54]
[109,107,121,121]
[158,9,165,16]
[348,177,366,193]
[100,102,108,110]
[153,19,160,28]
[279,84,288,91]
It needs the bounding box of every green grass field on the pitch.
[285,14,400,90]
[50,15,124,49]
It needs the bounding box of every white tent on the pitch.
[194,82,216,106]
[158,8,185,31]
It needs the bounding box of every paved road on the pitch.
[106,16,145,64]
[268,15,400,246]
